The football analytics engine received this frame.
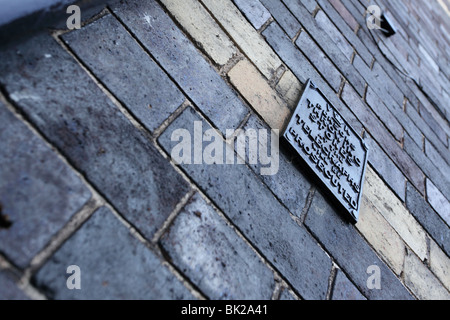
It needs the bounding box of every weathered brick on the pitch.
[33,207,194,300]
[342,83,425,195]
[426,179,450,226]
[62,14,184,133]
[403,250,450,300]
[233,0,271,30]
[200,0,282,79]
[228,59,290,131]
[238,115,312,218]
[363,87,403,142]
[158,107,332,299]
[305,190,413,300]
[366,86,422,145]
[160,193,275,299]
[429,240,450,292]
[406,182,450,257]
[358,194,406,276]
[276,70,302,110]
[419,103,448,147]
[0,270,29,300]
[331,269,366,300]
[364,134,406,201]
[425,139,450,178]
[262,22,364,134]
[315,0,373,66]
[329,0,359,31]
[280,0,365,95]
[365,168,428,261]
[0,103,91,269]
[260,0,301,39]
[314,10,354,61]
[111,0,249,133]
[161,0,238,66]
[0,32,190,242]
[295,30,342,92]
[297,0,317,13]
[279,287,298,300]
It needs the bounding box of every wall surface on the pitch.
[0,0,449,300]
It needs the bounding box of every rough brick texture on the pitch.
[0,0,448,301]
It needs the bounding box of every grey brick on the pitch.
[0,32,190,241]
[314,0,373,66]
[0,103,91,269]
[262,21,364,135]
[425,139,450,177]
[233,0,271,30]
[365,134,406,201]
[366,86,422,146]
[161,193,275,300]
[111,0,249,134]
[331,269,366,300]
[278,287,298,300]
[305,191,414,300]
[62,14,185,133]
[280,0,366,96]
[32,207,194,300]
[0,270,29,300]
[158,107,332,300]
[239,115,312,218]
[295,30,342,92]
[406,183,450,257]
[426,179,450,227]
[403,133,450,201]
[260,0,301,39]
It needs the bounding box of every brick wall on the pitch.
[0,0,449,300]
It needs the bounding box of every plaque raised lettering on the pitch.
[283,80,369,223]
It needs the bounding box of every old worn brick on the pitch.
[364,168,428,261]
[262,22,364,134]
[425,139,450,178]
[403,132,450,202]
[0,103,91,269]
[276,70,303,110]
[364,134,406,201]
[111,0,249,133]
[358,194,406,276]
[295,30,342,92]
[33,207,194,300]
[160,193,275,299]
[419,103,448,147]
[233,0,271,30]
[406,182,450,257]
[158,107,332,300]
[62,14,184,133]
[342,83,425,195]
[403,250,450,300]
[329,0,359,31]
[279,287,298,300]
[0,270,29,300]
[426,179,450,226]
[238,115,312,218]
[161,0,238,66]
[305,190,413,300]
[314,10,354,61]
[200,0,283,79]
[260,0,301,39]
[228,59,290,131]
[331,269,366,300]
[429,240,450,291]
[0,32,190,242]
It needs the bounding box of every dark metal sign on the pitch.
[283,80,369,223]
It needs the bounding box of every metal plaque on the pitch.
[283,80,369,223]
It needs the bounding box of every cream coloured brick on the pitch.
[404,250,450,300]
[228,59,290,131]
[357,195,406,276]
[160,0,237,66]
[364,167,428,261]
[430,240,450,291]
[276,70,302,110]
[200,0,282,79]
